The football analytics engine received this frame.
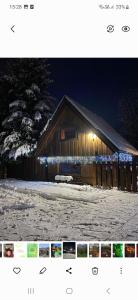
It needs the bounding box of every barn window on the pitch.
[60,163,81,175]
[60,128,76,141]
[60,129,66,140]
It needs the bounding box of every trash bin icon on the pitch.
[92,267,98,275]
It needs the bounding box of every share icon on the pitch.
[66,267,72,275]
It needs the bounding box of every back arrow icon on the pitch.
[11,25,15,33]
[106,288,111,295]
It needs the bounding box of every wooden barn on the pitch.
[34,95,138,187]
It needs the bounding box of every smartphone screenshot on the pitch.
[0,0,138,299]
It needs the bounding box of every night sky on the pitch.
[0,58,138,131]
[49,58,138,129]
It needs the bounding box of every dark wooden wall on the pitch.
[38,105,114,157]
[7,158,48,181]
[0,164,7,179]
[48,160,138,192]
[1,157,137,192]
[48,162,116,185]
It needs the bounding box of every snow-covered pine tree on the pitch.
[0,58,55,160]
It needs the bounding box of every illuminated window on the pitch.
[60,129,66,140]
[60,128,76,141]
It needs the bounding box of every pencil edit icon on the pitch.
[39,267,47,275]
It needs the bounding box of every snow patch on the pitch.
[3,132,21,150]
[34,101,51,112]
[55,175,73,182]
[0,132,6,137]
[31,84,40,93]
[25,89,34,97]
[9,100,26,110]
[2,111,23,127]
[40,118,51,135]
[9,143,36,159]
[0,179,138,240]
[14,144,32,159]
[22,117,34,127]
[34,111,42,121]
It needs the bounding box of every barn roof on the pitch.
[37,95,138,156]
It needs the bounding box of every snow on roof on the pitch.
[51,95,138,156]
[40,117,52,136]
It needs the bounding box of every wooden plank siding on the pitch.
[38,105,114,158]
[0,164,7,179]
[33,102,138,192]
[5,158,138,192]
[7,158,48,181]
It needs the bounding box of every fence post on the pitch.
[112,162,118,187]
[117,153,120,190]
[132,156,137,192]
[126,162,131,192]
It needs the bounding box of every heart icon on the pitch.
[13,267,21,274]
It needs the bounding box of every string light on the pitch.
[37,152,132,165]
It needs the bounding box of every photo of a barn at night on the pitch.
[0,58,138,241]
[32,95,138,192]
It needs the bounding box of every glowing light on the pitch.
[88,132,97,140]
[37,152,133,165]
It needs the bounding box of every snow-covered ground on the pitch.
[0,179,138,241]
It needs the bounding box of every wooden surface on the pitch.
[36,104,114,157]
[6,157,138,193]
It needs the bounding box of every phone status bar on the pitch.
[9,4,35,10]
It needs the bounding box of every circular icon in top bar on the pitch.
[107,25,114,33]
[66,288,73,295]
[122,26,130,32]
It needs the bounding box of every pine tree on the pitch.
[0,58,55,160]
[119,89,138,149]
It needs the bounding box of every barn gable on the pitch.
[35,95,138,158]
